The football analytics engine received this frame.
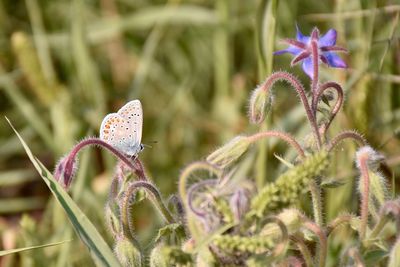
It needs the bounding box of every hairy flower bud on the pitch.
[150,245,192,266]
[114,236,142,267]
[249,86,273,124]
[150,244,168,267]
[207,136,251,169]
[54,156,77,190]
[389,237,400,267]
[356,146,385,171]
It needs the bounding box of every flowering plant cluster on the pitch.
[54,27,400,266]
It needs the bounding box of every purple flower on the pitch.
[274,26,347,78]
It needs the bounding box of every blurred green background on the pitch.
[0,0,399,266]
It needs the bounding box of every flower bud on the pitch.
[356,146,384,171]
[150,244,168,267]
[389,238,400,267]
[54,156,77,190]
[150,245,192,266]
[104,201,120,239]
[206,136,251,169]
[181,238,196,253]
[114,236,142,267]
[249,86,273,124]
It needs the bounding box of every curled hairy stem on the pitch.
[247,130,306,159]
[178,161,222,209]
[290,234,314,267]
[327,131,367,152]
[67,138,147,180]
[326,213,355,236]
[121,181,175,240]
[312,81,344,136]
[302,218,327,267]
[167,195,185,221]
[256,71,321,147]
[260,217,289,258]
[187,179,218,217]
[341,247,365,267]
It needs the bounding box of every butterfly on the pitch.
[100,100,144,157]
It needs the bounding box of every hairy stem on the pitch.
[327,131,367,152]
[178,161,222,209]
[326,213,354,236]
[303,219,327,267]
[310,40,320,97]
[357,152,371,240]
[290,234,314,267]
[310,39,322,149]
[309,180,323,227]
[248,130,306,159]
[121,181,175,240]
[257,71,321,148]
[313,81,344,136]
[66,138,148,181]
[187,179,218,217]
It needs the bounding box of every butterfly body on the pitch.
[100,100,143,157]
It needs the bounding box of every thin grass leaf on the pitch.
[0,240,71,257]
[0,66,54,149]
[7,118,121,267]
[0,169,36,187]
[48,5,217,46]
[0,197,46,213]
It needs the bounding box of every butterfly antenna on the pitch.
[142,141,158,149]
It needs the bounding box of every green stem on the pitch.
[248,130,306,159]
[303,219,327,267]
[358,153,370,240]
[310,180,323,226]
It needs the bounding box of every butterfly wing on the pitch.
[100,113,124,149]
[100,100,143,156]
[117,100,143,151]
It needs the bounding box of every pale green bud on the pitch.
[114,236,142,267]
[249,86,273,124]
[150,244,168,267]
[207,136,251,169]
[388,238,400,267]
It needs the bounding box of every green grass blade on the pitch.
[255,0,278,187]
[7,118,121,267]
[0,240,71,257]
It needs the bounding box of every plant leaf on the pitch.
[7,117,121,267]
[0,240,70,256]
[154,223,185,243]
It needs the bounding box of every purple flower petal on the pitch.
[302,57,314,78]
[324,52,347,68]
[296,24,310,43]
[274,46,301,55]
[320,29,337,47]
